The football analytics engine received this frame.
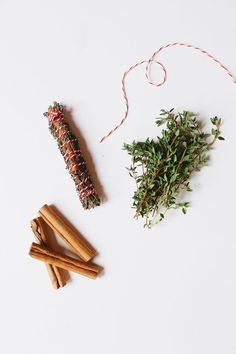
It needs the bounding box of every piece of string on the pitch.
[100,42,236,143]
[48,110,97,200]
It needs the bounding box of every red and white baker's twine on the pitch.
[48,110,97,201]
[100,42,236,143]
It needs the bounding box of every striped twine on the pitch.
[100,42,236,143]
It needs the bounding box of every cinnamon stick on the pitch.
[39,204,96,261]
[31,217,66,289]
[29,242,100,279]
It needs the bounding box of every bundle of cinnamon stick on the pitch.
[29,204,102,289]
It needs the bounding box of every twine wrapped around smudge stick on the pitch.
[44,102,100,209]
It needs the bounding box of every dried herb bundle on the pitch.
[123,109,224,228]
[44,102,100,209]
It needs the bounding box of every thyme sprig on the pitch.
[123,109,224,228]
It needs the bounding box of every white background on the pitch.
[1,1,236,353]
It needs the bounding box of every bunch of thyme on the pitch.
[123,109,224,228]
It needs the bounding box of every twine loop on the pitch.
[100,42,236,143]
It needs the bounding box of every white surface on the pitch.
[1,1,236,353]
